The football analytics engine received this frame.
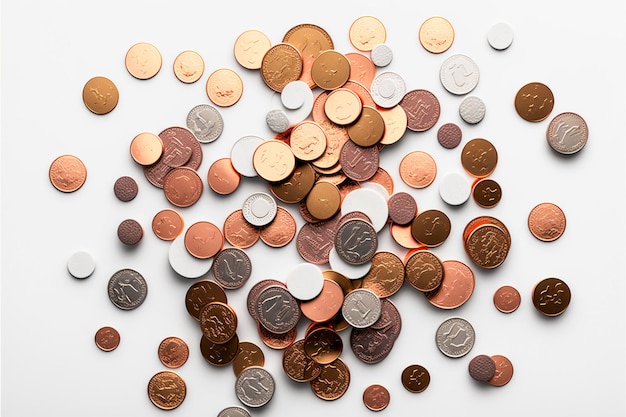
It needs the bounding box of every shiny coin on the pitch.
[252,140,296,182]
[488,355,515,387]
[379,104,408,145]
[347,106,385,147]
[107,268,148,310]
[117,218,143,245]
[411,209,451,247]
[532,277,571,316]
[465,223,510,269]
[334,218,378,265]
[361,251,405,298]
[306,181,341,221]
[339,139,380,182]
[82,76,119,115]
[461,138,498,178]
[212,247,252,290]
[311,50,351,90]
[95,326,120,352]
[200,301,238,344]
[459,95,486,124]
[235,366,275,408]
[289,121,327,162]
[173,50,204,83]
[230,135,265,177]
[437,122,462,149]
[169,234,213,279]
[163,167,203,208]
[310,358,351,400]
[147,371,186,410]
[223,209,260,249]
[342,288,381,328]
[426,260,475,309]
[185,279,227,321]
[113,175,138,202]
[371,43,393,67]
[419,16,454,53]
[401,364,430,393]
[494,285,521,313]
[363,384,390,411]
[439,172,471,206]
[324,88,362,125]
[514,82,554,122]
[282,23,334,87]
[200,333,239,366]
[158,336,189,369]
[49,154,87,192]
[206,68,243,107]
[186,104,224,143]
[184,221,223,259]
[546,112,589,154]
[435,317,475,358]
[528,202,566,242]
[300,279,345,323]
[233,341,265,377]
[440,54,479,95]
[67,250,96,279]
[259,205,297,248]
[405,250,444,292]
[346,52,376,88]
[242,192,277,227]
[217,406,252,417]
[125,42,162,80]
[488,22,514,50]
[370,71,406,108]
[349,16,386,51]
[130,132,163,166]
[260,43,303,92]
[286,263,324,301]
[234,29,272,70]
[399,89,440,131]
[282,339,322,382]
[255,285,301,334]
[469,354,496,382]
[304,327,343,364]
[472,178,502,208]
[208,158,241,195]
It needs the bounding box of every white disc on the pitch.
[328,247,372,280]
[285,263,324,301]
[359,181,390,201]
[371,44,393,67]
[67,250,96,279]
[266,109,290,133]
[230,135,264,177]
[281,80,309,110]
[487,22,514,50]
[168,234,213,279]
[459,96,486,124]
[439,172,471,206]
[341,188,389,232]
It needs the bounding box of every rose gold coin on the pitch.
[465,223,510,269]
[208,158,241,195]
[493,285,521,313]
[378,105,408,145]
[253,139,296,182]
[401,364,430,393]
[234,29,272,70]
[125,42,162,80]
[173,50,204,84]
[233,341,265,377]
[324,88,363,125]
[184,221,224,259]
[346,52,376,88]
[200,301,238,344]
[261,43,303,92]
[461,138,498,178]
[290,121,327,161]
[158,126,197,168]
[514,82,554,122]
[260,206,297,248]
[258,323,297,350]
[349,16,387,51]
[343,80,376,107]
[399,89,441,132]
[185,279,228,321]
[426,260,475,309]
[322,270,353,295]
[363,384,390,411]
[206,68,244,107]
[419,16,454,53]
[296,215,340,264]
[223,209,260,249]
[283,24,334,89]
[311,50,351,91]
[306,181,341,221]
[270,163,316,204]
[463,216,511,245]
[158,336,189,369]
[95,326,120,352]
[310,358,351,400]
[368,167,394,196]
[143,160,173,189]
[532,277,571,316]
[472,178,502,208]
[82,76,119,115]
[361,251,405,298]
[405,250,444,292]
[147,371,186,410]
[130,132,164,166]
[528,202,566,242]
[200,333,239,366]
[300,279,345,322]
[340,139,380,182]
[390,223,422,249]
[388,192,417,225]
[399,151,437,188]
[488,355,514,387]
[347,106,385,147]
[49,154,87,192]
[163,166,203,208]
[152,209,184,241]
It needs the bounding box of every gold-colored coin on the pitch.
[233,29,272,70]
[82,76,119,115]
[378,105,408,145]
[283,23,334,88]
[125,42,162,80]
[290,121,327,161]
[349,16,387,52]
[130,132,164,166]
[461,138,498,178]
[324,88,362,125]
[206,68,244,107]
[260,43,303,92]
[514,82,555,122]
[306,180,341,220]
[347,106,385,147]
[419,16,454,53]
[311,50,351,91]
[173,50,204,84]
[252,139,296,182]
[270,163,317,203]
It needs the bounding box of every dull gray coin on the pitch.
[186,104,224,143]
[435,317,475,358]
[440,54,480,95]
[459,96,486,124]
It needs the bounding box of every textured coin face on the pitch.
[440,54,479,95]
[186,104,224,143]
[212,247,252,289]
[235,366,275,407]
[488,355,515,386]
[399,89,440,131]
[158,336,189,369]
[342,288,381,328]
[125,42,162,80]
[255,285,301,334]
[401,364,431,393]
[468,355,496,381]
[528,202,566,242]
[107,269,148,310]
[334,219,378,265]
[82,76,119,115]
[282,339,322,382]
[49,154,87,192]
[147,371,186,410]
[200,301,238,344]
[459,95,486,124]
[152,209,184,241]
[95,326,120,352]
[260,43,303,92]
[242,192,278,227]
[405,250,444,292]
[532,277,571,316]
[349,16,386,51]
[206,68,244,107]
[163,167,203,208]
[435,317,475,358]
[234,29,272,70]
[370,71,407,108]
[419,16,454,53]
[184,279,228,321]
[461,138,498,178]
[399,150,437,189]
[465,224,510,269]
[546,112,589,154]
[173,50,204,83]
[472,178,502,208]
[113,176,138,202]
[411,209,451,247]
[310,358,351,400]
[233,341,265,377]
[514,82,554,122]
[494,285,521,313]
[363,384,390,411]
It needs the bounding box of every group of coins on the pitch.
[52,12,587,414]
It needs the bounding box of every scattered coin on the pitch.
[439,172,471,206]
[184,221,224,259]
[125,42,162,80]
[349,16,386,51]
[169,234,214,279]
[342,288,381,328]
[370,71,406,108]
[163,166,203,208]
[173,50,204,83]
[532,277,571,316]
[212,247,252,290]
[49,154,87,192]
[401,364,430,393]
[217,406,252,417]
[158,336,189,369]
[514,82,554,122]
[487,22,514,50]
[399,150,437,188]
[363,384,390,411]
[186,103,224,143]
[67,250,96,279]
[459,95,486,124]
[82,76,119,115]
[130,132,163,166]
[185,280,228,321]
[200,301,238,344]
[117,218,143,245]
[206,68,244,107]
[400,89,440,131]
[95,326,120,352]
[235,366,275,407]
[371,43,393,67]
[233,341,265,377]
[311,50,351,90]
[260,43,303,92]
[147,370,186,410]
[488,355,514,386]
[419,16,454,53]
[493,285,521,313]
[310,358,350,400]
[437,122,462,149]
[107,268,148,310]
[528,202,566,242]
[461,138,498,178]
[435,317,475,358]
[468,354,497,382]
[113,176,138,202]
[233,29,272,70]
[242,192,278,227]
[472,178,502,208]
[440,54,479,95]
[546,112,589,155]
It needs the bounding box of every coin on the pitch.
[147,371,186,410]
[200,301,238,344]
[113,176,138,202]
[252,139,296,182]
[49,154,87,193]
[342,288,381,328]
[208,158,241,195]
[289,121,327,161]
[125,42,162,80]
[300,279,345,323]
[234,29,272,70]
[163,166,203,208]
[435,317,475,358]
[532,277,571,316]
[184,279,227,321]
[260,43,303,92]
[173,50,204,83]
[270,163,316,203]
[405,250,444,292]
[411,209,451,247]
[186,104,224,143]
[347,106,385,147]
[346,52,376,88]
[130,132,164,166]
[399,89,440,131]
[370,71,406,108]
[206,68,244,107]
[117,218,143,245]
[152,209,184,241]
[514,82,554,122]
[311,50,351,91]
[528,202,566,242]
[472,178,502,208]
[461,138,498,178]
[82,76,119,115]
[493,285,521,313]
[439,172,471,206]
[324,88,362,125]
[282,23,334,88]
[107,268,148,310]
[439,54,479,95]
[363,384,390,411]
[158,336,189,369]
[223,209,261,249]
[306,181,341,221]
[371,43,393,67]
[255,285,301,334]
[242,192,278,227]
[361,251,404,298]
[200,333,239,366]
[233,341,265,377]
[285,262,324,301]
[437,122,462,149]
[304,327,343,364]
[387,192,417,225]
[67,250,96,279]
[468,354,496,382]
[217,406,252,417]
[349,16,386,51]
[310,358,350,400]
[399,150,437,188]
[546,112,589,154]
[401,364,430,393]
[282,339,322,382]
[488,355,515,386]
[334,218,378,265]
[459,95,486,124]
[95,326,120,352]
[258,323,297,350]
[235,366,275,407]
[378,104,408,145]
[419,16,454,53]
[211,247,251,290]
[487,23,514,50]
[340,139,380,182]
[465,223,510,269]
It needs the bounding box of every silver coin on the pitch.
[546,112,589,155]
[342,288,381,328]
[435,317,475,358]
[459,96,486,124]
[334,218,378,265]
[211,247,252,290]
[371,43,393,67]
[235,366,275,408]
[266,108,290,133]
[439,54,480,95]
[186,104,224,143]
[107,268,148,310]
[217,406,252,417]
[255,285,301,334]
[242,192,277,227]
[370,72,406,108]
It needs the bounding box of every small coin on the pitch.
[158,336,189,369]
[493,285,521,313]
[472,178,502,208]
[546,112,589,155]
[208,158,241,195]
[200,301,238,344]
[371,43,393,67]
[469,354,497,382]
[488,355,515,387]
[184,221,223,259]
[130,132,164,166]
[152,208,184,241]
[411,209,451,247]
[370,71,406,108]
[266,108,291,133]
[346,52,376,88]
[113,176,138,202]
[440,54,479,95]
[419,16,454,53]
[363,384,390,411]
[206,68,244,107]
[184,279,227,321]
[387,192,417,225]
[163,166,203,208]
[186,104,224,143]
[242,192,278,227]
[439,172,471,206]
[260,43,303,92]
[95,326,120,352]
[342,288,381,328]
[49,154,87,192]
[212,247,252,289]
[234,29,272,70]
[117,218,143,245]
[235,366,275,407]
[67,250,96,279]
[107,268,148,310]
[461,138,498,178]
[233,341,265,377]
[125,42,162,80]
[147,371,186,410]
[435,317,475,358]
[401,364,430,393]
[465,223,510,269]
[528,202,566,242]
[488,22,514,50]
[82,76,119,115]
[459,95,486,124]
[173,50,204,83]
[514,82,554,122]
[282,338,322,382]
[532,277,571,316]
[437,122,462,149]
[399,150,437,189]
[349,16,386,51]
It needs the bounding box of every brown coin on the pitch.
[163,166,203,208]
[223,209,261,249]
[469,355,496,382]
[388,192,418,225]
[371,298,402,333]
[368,167,394,196]
[311,50,351,91]
[306,181,341,221]
[158,126,196,168]
[173,50,204,83]
[185,279,227,321]
[258,323,297,350]
[233,341,265,377]
[488,355,514,387]
[200,301,238,344]
[184,221,224,259]
[399,89,441,132]
[82,76,119,115]
[346,52,376,88]
[437,122,462,149]
[419,16,454,53]
[95,326,120,352]
[310,358,351,400]
[147,371,186,410]
[260,206,297,248]
[411,209,451,247]
[465,223,510,269]
[206,68,244,107]
[532,277,571,316]
[349,16,386,51]
[304,327,343,365]
[283,23,334,89]
[426,260,475,309]
[289,121,327,162]
[234,29,272,70]
[347,106,385,147]
[143,159,173,189]
[253,139,296,182]
[117,218,143,245]
[514,82,554,122]
[340,139,380,182]
[350,326,395,364]
[296,214,340,264]
[113,176,138,202]
[389,223,422,249]
[546,112,589,155]
[152,208,184,241]
[211,247,252,290]
[463,215,511,245]
[324,88,363,126]
[270,163,316,204]
[158,336,189,369]
[322,270,353,295]
[361,251,405,298]
[246,279,285,320]
[494,285,521,313]
[378,105,408,145]
[399,150,436,188]
[472,178,502,208]
[300,279,345,322]
[363,384,390,411]
[49,154,87,192]
[528,202,566,242]
[130,132,164,166]
[207,158,241,195]
[461,138,498,178]
[260,43,303,92]
[402,364,430,393]
[125,42,162,80]
[282,339,322,382]
[200,333,239,366]
[405,250,444,292]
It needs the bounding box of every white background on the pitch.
[2,1,625,416]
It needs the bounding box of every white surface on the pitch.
[230,135,264,177]
[487,22,514,51]
[328,248,372,280]
[168,234,213,279]
[439,172,472,206]
[341,188,389,232]
[67,250,97,279]
[1,2,625,417]
[285,263,324,301]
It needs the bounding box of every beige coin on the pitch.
[130,132,164,166]
[349,16,387,51]
[419,16,455,53]
[82,76,119,115]
[173,50,205,84]
[125,42,162,80]
[253,140,296,182]
[324,88,363,125]
[347,106,385,147]
[206,68,244,107]
[260,43,303,92]
[379,105,408,145]
[306,181,341,220]
[290,121,327,161]
[311,50,351,91]
[399,151,437,188]
[234,29,272,70]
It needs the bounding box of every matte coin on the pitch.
[401,364,430,393]
[82,76,119,115]
[169,234,213,279]
[437,122,462,149]
[532,277,571,316]
[488,22,514,50]
[163,167,203,208]
[282,23,334,88]
[468,354,496,382]
[67,250,96,279]
[286,263,325,301]
[399,150,437,189]
[387,192,417,225]
[371,43,393,67]
[212,247,252,290]
[147,371,186,410]
[311,50,351,90]
[546,112,589,155]
[130,132,163,166]
[184,221,223,259]
[206,68,244,107]
[208,158,241,195]
[113,176,138,202]
[349,16,386,51]
[117,218,143,245]
[235,366,275,407]
[107,268,148,310]
[370,71,406,108]
[426,260,475,309]
[95,326,120,352]
[234,29,272,70]
[125,42,162,79]
[231,136,265,177]
[419,16,454,53]
[488,355,515,386]
[528,202,566,242]
[49,154,87,192]
[459,95,486,124]
[439,172,471,206]
[440,54,479,95]
[173,50,204,84]
[363,384,390,411]
[399,89,440,132]
[493,285,521,313]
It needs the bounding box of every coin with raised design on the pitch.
[399,150,437,189]
[235,366,275,407]
[472,178,502,208]
[440,54,479,95]
[95,326,120,352]
[528,202,566,242]
[252,139,296,182]
[82,76,119,115]
[349,16,386,51]
[311,50,351,90]
[217,406,252,417]
[469,354,496,382]
[147,371,186,410]
[242,192,278,227]
[405,250,444,292]
[363,384,390,411]
[233,341,265,377]
[546,112,589,154]
[163,166,203,208]
[402,364,430,393]
[493,285,521,313]
[255,285,301,334]
[158,336,189,369]
[419,16,454,53]
[370,71,406,108]
[461,138,498,178]
[184,221,223,259]
[125,42,162,80]
[206,68,244,107]
[173,50,204,83]
[186,104,224,143]
[200,301,238,344]
[310,358,351,400]
[514,82,554,122]
[261,43,303,92]
[426,260,475,309]
[342,288,381,328]
[212,247,252,289]
[411,209,451,247]
[435,317,475,358]
[234,29,272,70]
[49,154,87,192]
[334,218,378,265]
[459,95,486,124]
[488,355,514,386]
[184,279,227,321]
[107,268,148,310]
[283,23,334,88]
[532,277,571,316]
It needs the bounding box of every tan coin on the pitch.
[349,16,387,51]
[95,326,120,352]
[514,82,554,122]
[158,336,189,369]
[200,301,238,344]
[361,251,405,298]
[82,76,119,115]
[130,132,164,166]
[233,341,265,377]
[461,138,498,178]
[347,106,385,147]
[283,23,334,88]
[419,16,454,53]
[49,154,87,192]
[311,50,351,91]
[184,221,224,259]
[234,29,272,70]
[206,68,244,107]
[324,88,363,125]
[306,181,341,221]
[208,158,241,195]
[163,166,203,208]
[253,139,296,182]
[261,43,303,92]
[379,105,408,145]
[290,121,327,161]
[528,202,566,242]
[399,150,437,188]
[173,50,204,84]
[125,42,162,80]
[269,163,316,203]
[405,250,444,292]
[152,209,184,241]
[147,371,186,410]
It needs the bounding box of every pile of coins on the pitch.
[53,13,588,414]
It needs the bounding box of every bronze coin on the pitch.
[371,298,402,332]
[401,364,430,393]
[152,208,184,241]
[411,209,451,247]
[289,121,328,162]
[324,88,363,125]
[368,167,394,195]
[300,279,345,323]
[304,327,343,365]
[49,154,87,193]
[306,181,341,221]
[143,159,173,189]
[223,209,261,249]
[387,192,418,225]
[95,326,120,352]
[258,323,297,350]
[117,218,143,245]
[349,16,386,52]
[270,163,316,204]
[419,16,454,53]
[158,126,197,168]
[283,23,334,88]
[399,89,441,132]
[472,178,502,208]
[465,223,510,269]
[363,384,390,411]
[158,336,189,369]
[255,285,301,335]
[461,138,498,178]
[233,341,265,377]
[361,251,405,298]
[322,270,353,295]
[399,150,437,189]
[463,215,511,245]
[200,301,238,344]
[259,206,297,248]
[125,42,162,80]
[185,279,227,321]
[514,82,554,122]
[389,223,422,249]
[147,371,186,410]
[260,43,303,92]
[494,285,521,313]
[311,50,351,91]
[184,221,224,259]
[468,354,496,382]
[532,277,571,316]
[343,80,376,107]
[350,325,396,364]
[346,52,376,88]
[426,260,475,309]
[173,50,204,84]
[528,202,566,242]
[340,139,380,182]
[405,250,444,292]
[488,355,514,387]
[211,247,252,290]
[437,122,462,149]
[282,339,322,383]
[546,112,589,155]
[82,76,119,115]
[113,176,138,202]
[200,333,239,366]
[206,68,244,107]
[234,29,272,70]
[310,358,351,400]
[208,158,241,195]
[163,166,203,208]
[130,132,164,166]
[347,106,385,147]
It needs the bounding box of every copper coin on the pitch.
[472,178,502,208]
[546,112,589,154]
[514,82,555,122]
[399,89,441,132]
[324,88,363,125]
[207,158,241,195]
[206,68,244,107]
[528,202,566,242]
[163,166,203,208]
[234,29,272,70]
[107,268,148,310]
[200,333,239,366]
[419,16,454,53]
[371,298,402,332]
[260,43,303,92]
[147,371,186,410]
[304,327,343,364]
[158,336,189,369]
[152,208,184,241]
[469,355,496,382]
[343,80,376,109]
[405,250,444,292]
[532,277,571,316]
[437,122,462,149]
[289,121,327,162]
[461,138,498,178]
[426,260,475,309]
[282,339,322,382]
[125,42,162,80]
[173,50,204,84]
[346,52,376,88]
[463,215,511,244]
[300,279,345,322]
[401,364,430,393]
[158,126,197,168]
[260,206,297,248]
[258,323,297,350]
[306,181,341,221]
[389,223,422,249]
[349,16,386,52]
[185,279,227,321]
[143,159,173,189]
[223,209,261,249]
[270,163,316,203]
[117,218,143,245]
[200,301,238,344]
[378,105,408,145]
[255,285,301,335]
[233,341,265,377]
[49,154,87,192]
[82,76,119,115]
[350,325,396,364]
[311,50,351,91]
[361,251,405,298]
[296,214,340,264]
[252,139,296,182]
[130,132,164,166]
[465,223,510,269]
[211,247,252,290]
[368,167,394,196]
[310,358,351,400]
[493,285,521,313]
[399,150,437,188]
[184,221,223,259]
[113,176,138,202]
[387,192,418,225]
[488,355,514,387]
[347,106,385,147]
[363,384,390,411]
[411,209,451,247]
[95,326,120,352]
[322,270,353,295]
[340,139,380,182]
[282,23,334,89]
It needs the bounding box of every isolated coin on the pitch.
[107,268,148,310]
[82,76,119,115]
